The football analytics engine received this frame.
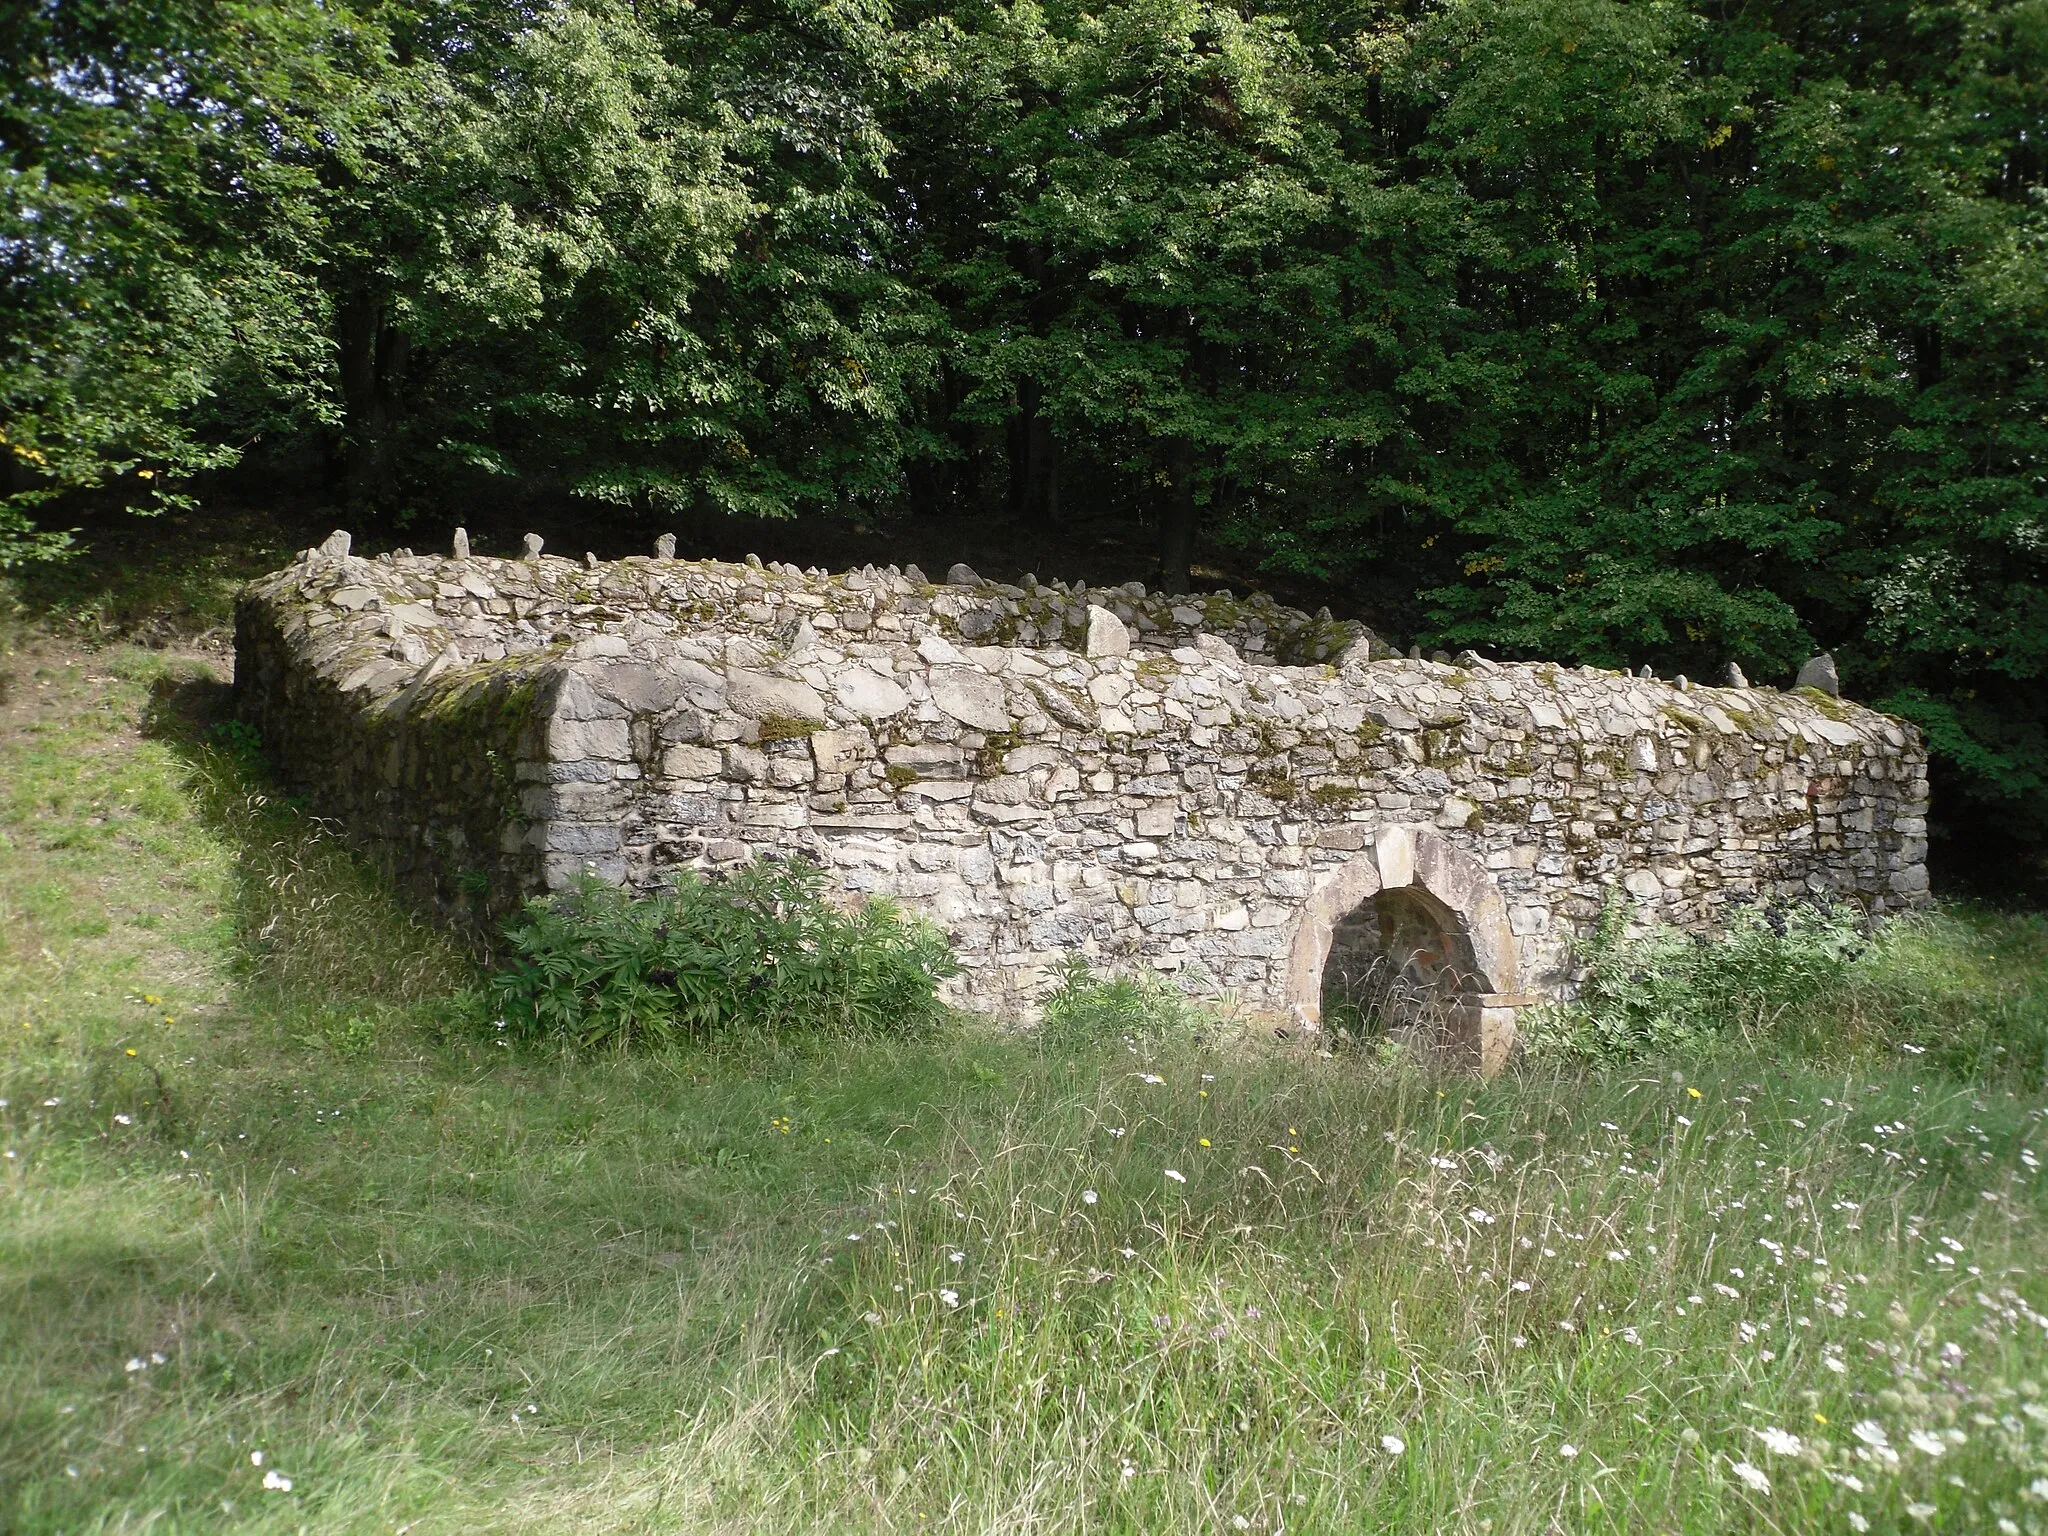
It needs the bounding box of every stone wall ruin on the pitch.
[235,531,1931,1066]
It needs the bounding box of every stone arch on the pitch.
[1282,825,1532,1074]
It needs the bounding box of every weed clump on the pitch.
[1526,894,1866,1063]
[1034,955,1207,1052]
[490,860,957,1048]
[1522,897,2048,1088]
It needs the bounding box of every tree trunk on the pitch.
[1009,376,1061,528]
[1159,438,1197,595]
[337,292,409,513]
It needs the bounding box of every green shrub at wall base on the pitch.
[489,861,959,1049]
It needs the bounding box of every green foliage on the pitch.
[1527,895,2048,1087]
[1034,953,1206,1052]
[6,0,2047,864]
[0,0,348,537]
[490,862,958,1048]
[1527,895,1867,1063]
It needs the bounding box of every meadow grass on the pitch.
[4,639,2048,1533]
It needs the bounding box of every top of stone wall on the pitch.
[264,529,1381,674]
[242,532,1915,774]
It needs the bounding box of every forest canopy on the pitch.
[3,0,2045,868]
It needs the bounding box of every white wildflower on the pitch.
[1730,1461,1770,1494]
[249,1451,264,1466]
[1139,1074,1164,1085]
[1164,1169,1186,1184]
[1466,1208,1495,1225]
[948,1251,965,1265]
[1381,1434,1406,1456]
[1852,1421,1891,1450]
[1558,1443,1578,1459]
[938,1289,960,1309]
[1757,1428,1803,1456]
[1847,1514,1869,1532]
[1906,1503,1936,1522]
[1082,1189,1098,1205]
[261,1470,293,1492]
[1906,1430,1946,1458]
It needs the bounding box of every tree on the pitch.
[0,0,347,560]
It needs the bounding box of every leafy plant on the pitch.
[489,861,958,1049]
[1034,954,1207,1053]
[1526,892,1867,1064]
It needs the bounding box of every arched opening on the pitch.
[1318,886,1483,1045]
[1282,825,1533,1074]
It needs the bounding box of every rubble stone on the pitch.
[236,543,1931,1054]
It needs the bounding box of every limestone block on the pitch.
[1795,653,1840,696]
[1088,672,1132,707]
[837,668,910,718]
[929,667,1011,731]
[887,743,968,776]
[811,728,874,776]
[723,744,769,783]
[1134,804,1177,839]
[549,823,622,855]
[1086,605,1132,658]
[662,745,723,779]
[738,799,809,828]
[725,667,828,726]
[547,716,632,760]
[901,780,974,803]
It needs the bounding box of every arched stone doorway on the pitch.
[1282,825,1534,1074]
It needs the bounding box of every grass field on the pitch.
[6,633,2048,1533]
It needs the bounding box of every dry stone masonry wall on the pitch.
[236,531,1931,1064]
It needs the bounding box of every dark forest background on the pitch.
[4,0,2044,887]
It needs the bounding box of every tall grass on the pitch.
[6,644,2048,1533]
[1528,892,2048,1090]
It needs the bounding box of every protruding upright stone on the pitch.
[319,529,352,558]
[1722,661,1748,688]
[522,532,545,560]
[452,527,470,559]
[584,552,600,568]
[1795,652,1840,697]
[1085,604,1132,659]
[1407,645,1422,659]
[655,533,676,559]
[1638,664,1655,679]
[745,552,763,569]
[904,563,928,585]
[946,562,982,587]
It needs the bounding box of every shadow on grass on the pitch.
[138,664,483,1029]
